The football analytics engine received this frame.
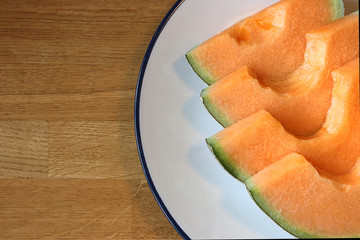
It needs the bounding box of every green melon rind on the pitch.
[206,135,249,182]
[330,0,345,20]
[201,87,232,128]
[185,48,215,85]
[245,178,322,239]
[246,177,360,238]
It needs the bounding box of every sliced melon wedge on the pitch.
[186,0,344,85]
[305,58,360,175]
[245,153,360,238]
[201,13,359,136]
[207,58,359,181]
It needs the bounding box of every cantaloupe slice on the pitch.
[201,13,359,136]
[304,58,360,175]
[206,58,359,181]
[186,0,344,85]
[245,153,360,238]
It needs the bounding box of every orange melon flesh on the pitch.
[201,13,359,136]
[245,153,360,238]
[305,58,360,175]
[206,58,359,181]
[186,0,344,85]
[207,110,299,181]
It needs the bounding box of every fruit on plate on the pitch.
[246,153,360,238]
[201,13,359,136]
[186,0,344,85]
[206,58,359,182]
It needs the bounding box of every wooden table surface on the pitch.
[0,0,182,239]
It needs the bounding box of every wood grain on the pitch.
[48,121,141,179]
[0,121,48,178]
[0,0,182,239]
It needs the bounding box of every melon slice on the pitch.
[201,13,359,136]
[206,58,359,181]
[186,0,344,85]
[304,58,360,175]
[245,153,360,238]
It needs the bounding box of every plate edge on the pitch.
[133,0,190,239]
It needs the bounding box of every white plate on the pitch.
[134,0,358,239]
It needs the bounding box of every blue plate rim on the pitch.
[134,0,190,239]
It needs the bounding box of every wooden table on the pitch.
[0,0,182,239]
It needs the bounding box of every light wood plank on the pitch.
[0,91,131,121]
[49,121,142,179]
[132,180,181,240]
[0,121,48,178]
[0,0,182,238]
[0,0,171,121]
[0,179,134,239]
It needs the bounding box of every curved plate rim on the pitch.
[134,0,189,239]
